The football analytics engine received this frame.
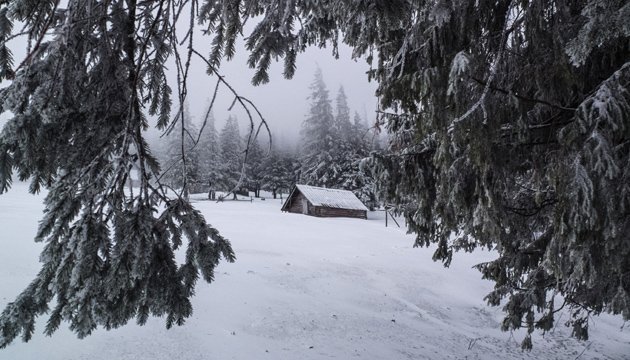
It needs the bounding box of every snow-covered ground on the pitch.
[0,182,628,359]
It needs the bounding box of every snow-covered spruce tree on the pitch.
[332,88,378,208]
[351,112,370,155]
[261,146,294,199]
[196,0,628,348]
[217,115,242,197]
[332,86,355,184]
[299,68,341,187]
[344,112,378,210]
[196,108,222,192]
[0,1,239,347]
[334,86,353,142]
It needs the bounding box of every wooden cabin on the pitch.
[281,184,368,219]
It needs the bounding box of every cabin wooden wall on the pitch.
[286,192,309,214]
[311,206,367,219]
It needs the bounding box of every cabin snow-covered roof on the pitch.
[292,184,368,211]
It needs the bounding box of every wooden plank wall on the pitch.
[286,192,308,214]
[312,206,367,219]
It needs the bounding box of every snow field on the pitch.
[0,183,628,359]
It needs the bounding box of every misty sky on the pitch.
[172,35,380,149]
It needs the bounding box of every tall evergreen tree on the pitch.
[261,147,294,199]
[299,68,341,187]
[344,111,378,210]
[351,112,370,154]
[331,86,355,186]
[197,109,222,191]
[334,86,352,141]
[218,116,242,197]
[243,135,264,197]
[330,86,377,206]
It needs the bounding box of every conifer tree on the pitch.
[299,68,341,187]
[261,147,294,199]
[351,112,370,155]
[331,86,355,186]
[218,116,242,197]
[243,136,264,197]
[344,112,378,210]
[334,86,353,142]
[197,109,222,191]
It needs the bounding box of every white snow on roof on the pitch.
[295,184,368,211]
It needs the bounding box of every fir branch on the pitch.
[12,0,60,76]
[470,76,578,112]
[447,0,513,134]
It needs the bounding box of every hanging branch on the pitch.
[447,0,514,134]
[11,0,60,77]
[0,1,237,347]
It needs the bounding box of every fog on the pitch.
[159,35,380,150]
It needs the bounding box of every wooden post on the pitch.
[385,210,388,227]
[390,212,400,228]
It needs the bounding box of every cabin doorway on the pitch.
[302,199,308,214]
